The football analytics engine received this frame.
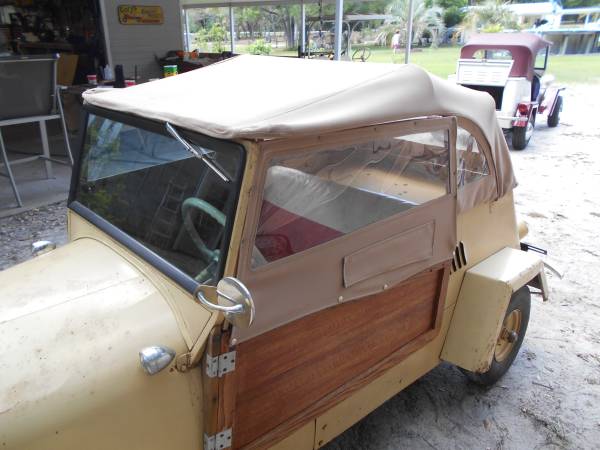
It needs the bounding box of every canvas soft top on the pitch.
[460,32,552,80]
[83,55,516,199]
[462,33,551,55]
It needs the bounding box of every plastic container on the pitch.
[163,65,178,78]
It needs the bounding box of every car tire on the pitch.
[512,111,536,151]
[547,95,562,128]
[462,286,531,387]
[512,126,529,151]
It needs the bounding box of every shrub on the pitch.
[247,39,272,55]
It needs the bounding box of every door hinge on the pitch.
[205,350,236,378]
[204,428,232,450]
[175,352,192,372]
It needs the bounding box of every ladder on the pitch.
[146,179,188,248]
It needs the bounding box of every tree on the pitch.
[424,0,467,28]
[462,0,520,32]
[438,0,468,28]
[237,7,262,39]
[258,5,299,49]
[560,0,596,6]
[436,0,467,9]
[386,0,446,47]
[195,22,228,52]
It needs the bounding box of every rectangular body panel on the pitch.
[343,221,435,287]
[456,59,513,87]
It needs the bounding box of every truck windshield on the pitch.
[73,113,244,286]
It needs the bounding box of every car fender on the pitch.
[440,247,548,373]
[0,238,204,450]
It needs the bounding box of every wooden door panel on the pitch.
[232,262,450,449]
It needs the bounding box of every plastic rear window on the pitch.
[473,49,513,60]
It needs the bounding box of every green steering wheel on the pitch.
[181,198,226,282]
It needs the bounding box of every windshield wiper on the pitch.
[165,122,230,183]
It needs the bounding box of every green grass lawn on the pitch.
[267,44,600,84]
[368,45,600,84]
[544,54,600,84]
[367,46,460,78]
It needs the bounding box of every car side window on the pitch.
[251,129,451,268]
[457,127,489,187]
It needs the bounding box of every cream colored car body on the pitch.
[449,66,533,129]
[496,77,533,129]
[0,56,549,449]
[0,148,545,450]
[0,237,204,449]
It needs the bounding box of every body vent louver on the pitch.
[451,241,468,272]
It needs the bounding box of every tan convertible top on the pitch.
[83,55,516,198]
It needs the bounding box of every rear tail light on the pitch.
[517,103,530,115]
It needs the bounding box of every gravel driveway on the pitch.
[1,84,598,450]
[0,201,67,271]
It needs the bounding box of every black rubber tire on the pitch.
[463,286,531,387]
[547,96,562,128]
[512,125,529,151]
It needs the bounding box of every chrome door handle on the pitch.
[195,277,255,328]
[196,290,244,314]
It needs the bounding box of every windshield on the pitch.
[73,113,244,286]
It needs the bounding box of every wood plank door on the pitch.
[223,118,458,449]
[233,263,450,449]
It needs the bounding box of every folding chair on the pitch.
[0,54,74,207]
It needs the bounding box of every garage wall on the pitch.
[101,0,183,79]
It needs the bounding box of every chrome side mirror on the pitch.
[32,240,56,256]
[196,277,255,328]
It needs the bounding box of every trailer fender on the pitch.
[540,86,565,115]
[441,247,548,373]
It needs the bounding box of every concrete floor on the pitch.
[0,121,75,218]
